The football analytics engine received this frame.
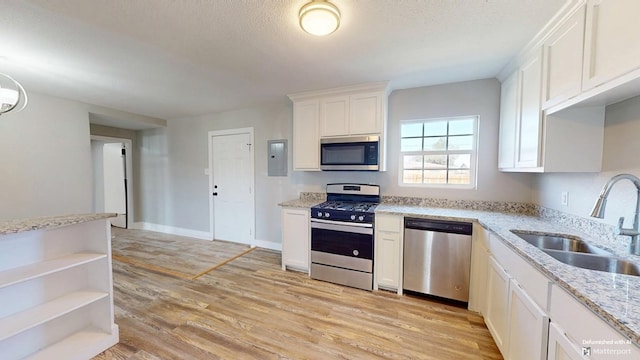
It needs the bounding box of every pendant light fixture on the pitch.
[299,0,341,36]
[0,73,28,116]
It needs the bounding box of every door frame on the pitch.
[90,135,134,228]
[208,127,255,244]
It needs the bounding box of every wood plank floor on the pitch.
[95,229,502,359]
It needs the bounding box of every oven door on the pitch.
[310,219,373,272]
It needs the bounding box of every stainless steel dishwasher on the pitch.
[403,218,472,302]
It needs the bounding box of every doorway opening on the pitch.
[91,136,134,228]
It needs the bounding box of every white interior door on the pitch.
[91,136,134,228]
[210,129,255,244]
[103,142,126,228]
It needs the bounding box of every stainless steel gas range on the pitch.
[310,183,380,291]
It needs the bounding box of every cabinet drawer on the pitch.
[376,214,402,233]
[489,234,550,310]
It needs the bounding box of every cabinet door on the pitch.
[468,224,489,314]
[498,71,519,169]
[583,0,640,90]
[516,49,543,168]
[293,100,320,170]
[349,92,383,135]
[547,322,586,360]
[485,256,511,355]
[281,209,309,272]
[542,5,586,109]
[507,279,549,360]
[375,231,400,290]
[320,96,349,137]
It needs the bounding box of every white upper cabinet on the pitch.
[498,72,519,169]
[582,0,640,91]
[516,48,544,169]
[349,92,384,135]
[320,91,385,138]
[288,82,389,171]
[320,96,349,137]
[541,5,586,109]
[292,99,321,171]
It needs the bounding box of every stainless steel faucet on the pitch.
[590,173,640,255]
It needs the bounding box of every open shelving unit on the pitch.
[0,218,118,360]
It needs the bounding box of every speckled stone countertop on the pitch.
[278,198,321,208]
[0,213,117,236]
[377,204,640,347]
[278,192,325,208]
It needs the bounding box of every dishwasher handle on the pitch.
[404,218,472,236]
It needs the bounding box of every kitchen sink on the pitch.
[511,231,612,255]
[543,250,640,277]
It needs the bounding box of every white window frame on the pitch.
[398,116,479,189]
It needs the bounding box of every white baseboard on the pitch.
[254,239,282,251]
[131,222,213,241]
[130,222,282,250]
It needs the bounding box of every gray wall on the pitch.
[138,102,297,244]
[533,95,640,228]
[138,78,534,245]
[0,92,93,219]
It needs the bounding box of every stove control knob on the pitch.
[358,215,365,221]
[317,211,323,217]
[324,212,330,218]
[350,214,356,220]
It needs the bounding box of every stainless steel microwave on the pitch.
[320,136,380,171]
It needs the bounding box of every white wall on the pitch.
[138,78,534,245]
[533,95,640,228]
[0,92,93,219]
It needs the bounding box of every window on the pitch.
[400,116,478,187]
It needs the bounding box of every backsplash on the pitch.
[300,192,326,202]
[533,206,631,257]
[380,195,536,214]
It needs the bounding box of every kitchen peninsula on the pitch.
[0,214,119,360]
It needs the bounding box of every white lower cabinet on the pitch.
[481,232,551,360]
[485,256,511,354]
[469,223,490,313]
[548,322,586,360]
[549,284,640,360]
[507,279,549,360]
[281,208,310,272]
[374,214,403,294]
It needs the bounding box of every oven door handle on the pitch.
[311,219,374,235]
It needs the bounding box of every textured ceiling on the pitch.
[0,0,567,122]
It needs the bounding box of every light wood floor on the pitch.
[95,229,502,359]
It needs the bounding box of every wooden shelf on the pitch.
[0,253,106,289]
[26,327,119,360]
[0,291,108,342]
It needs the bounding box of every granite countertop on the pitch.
[376,204,640,347]
[278,198,322,208]
[0,213,117,236]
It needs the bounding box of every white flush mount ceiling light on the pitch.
[0,73,28,116]
[299,0,341,36]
